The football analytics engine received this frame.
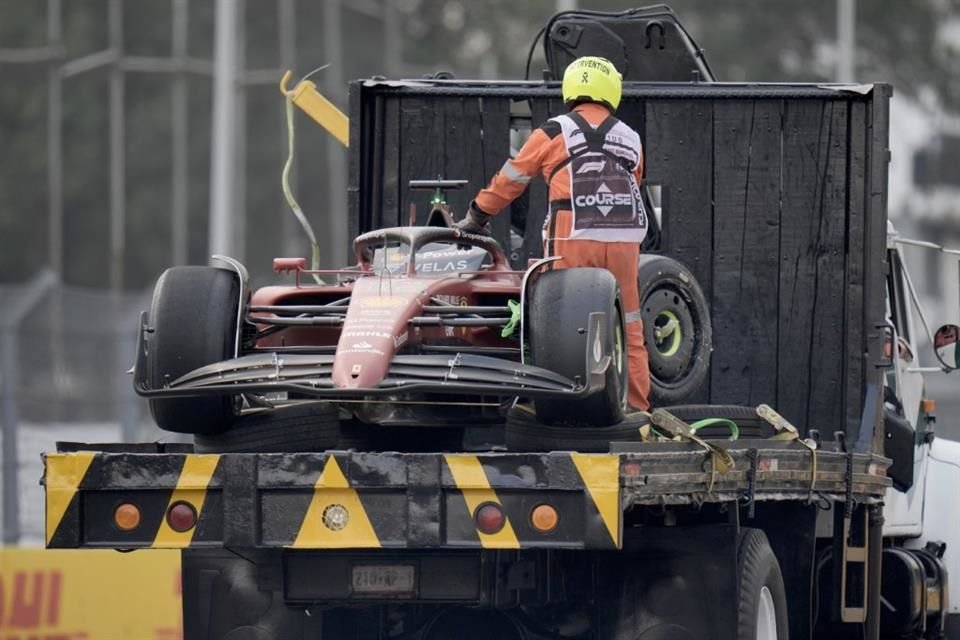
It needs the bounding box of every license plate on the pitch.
[351,565,416,596]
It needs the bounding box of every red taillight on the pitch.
[166,501,198,532]
[474,502,506,535]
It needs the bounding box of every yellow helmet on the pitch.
[561,56,623,111]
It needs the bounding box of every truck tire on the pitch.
[505,405,646,452]
[194,404,340,453]
[638,255,712,405]
[147,266,240,435]
[529,268,627,427]
[661,405,776,440]
[738,528,789,640]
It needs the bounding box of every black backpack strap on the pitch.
[592,115,619,143]
[566,111,616,150]
[547,113,616,184]
[547,152,576,185]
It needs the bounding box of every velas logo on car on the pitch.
[574,183,632,215]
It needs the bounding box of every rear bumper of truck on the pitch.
[43,443,889,552]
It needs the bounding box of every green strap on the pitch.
[689,418,740,441]
[501,299,521,338]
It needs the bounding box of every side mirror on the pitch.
[934,324,959,371]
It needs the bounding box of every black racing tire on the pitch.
[337,422,465,452]
[147,266,240,435]
[638,255,712,406]
[505,406,647,452]
[529,268,626,427]
[737,528,789,640]
[662,405,775,440]
[194,404,340,453]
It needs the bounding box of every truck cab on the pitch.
[881,222,959,636]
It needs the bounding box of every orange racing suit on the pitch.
[473,102,651,411]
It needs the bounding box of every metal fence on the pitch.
[0,277,163,545]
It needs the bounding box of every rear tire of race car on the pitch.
[638,255,713,405]
[529,267,627,427]
[194,404,340,453]
[146,266,240,435]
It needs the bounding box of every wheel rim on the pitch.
[654,309,682,356]
[643,287,697,381]
[756,585,778,640]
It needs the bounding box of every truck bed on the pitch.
[44,441,888,551]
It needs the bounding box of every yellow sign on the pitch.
[0,548,180,640]
[279,70,349,147]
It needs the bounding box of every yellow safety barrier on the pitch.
[0,548,180,640]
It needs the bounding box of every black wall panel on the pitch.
[350,82,890,447]
[644,99,714,405]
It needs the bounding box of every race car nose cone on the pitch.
[332,329,397,388]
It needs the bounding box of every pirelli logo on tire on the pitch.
[44,451,622,550]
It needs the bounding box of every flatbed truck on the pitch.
[43,8,959,639]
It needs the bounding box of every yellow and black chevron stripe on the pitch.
[45,452,225,549]
[441,453,621,549]
[45,451,622,550]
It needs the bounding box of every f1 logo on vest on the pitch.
[576,159,606,174]
[574,183,633,216]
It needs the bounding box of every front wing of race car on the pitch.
[134,311,613,402]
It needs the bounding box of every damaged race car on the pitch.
[134,203,634,452]
[134,179,712,452]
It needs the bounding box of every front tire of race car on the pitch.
[529,267,626,427]
[146,266,241,435]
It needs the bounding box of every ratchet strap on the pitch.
[647,408,735,493]
[756,404,818,494]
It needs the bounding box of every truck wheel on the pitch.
[194,404,340,453]
[738,528,789,640]
[529,268,626,426]
[147,266,240,435]
[661,405,776,440]
[638,255,712,405]
[504,405,646,452]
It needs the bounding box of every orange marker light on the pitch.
[921,399,936,415]
[114,503,141,531]
[530,504,559,533]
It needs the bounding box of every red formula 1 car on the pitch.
[134,206,629,449]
